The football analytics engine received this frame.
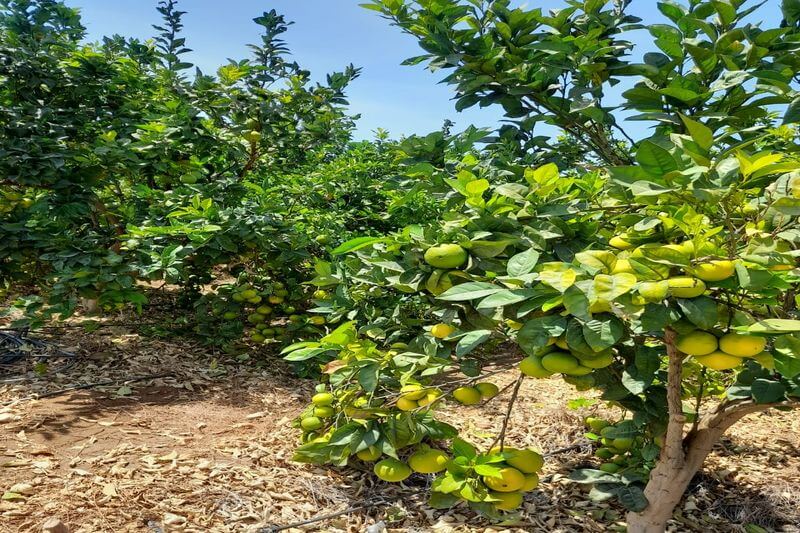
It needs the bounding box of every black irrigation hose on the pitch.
[0,329,78,383]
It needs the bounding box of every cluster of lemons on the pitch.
[676,330,768,370]
[584,417,652,474]
[369,445,544,512]
[518,336,614,381]
[217,283,327,343]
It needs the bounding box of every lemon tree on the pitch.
[289,1,800,531]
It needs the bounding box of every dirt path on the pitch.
[1,331,798,532]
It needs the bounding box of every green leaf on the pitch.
[358,363,380,392]
[636,141,679,176]
[582,317,624,352]
[746,319,800,333]
[677,296,718,330]
[438,282,503,301]
[331,236,387,255]
[507,249,540,276]
[451,437,477,459]
[476,289,535,309]
[679,114,713,151]
[518,315,568,355]
[784,97,800,125]
[455,330,492,357]
[616,485,649,512]
[750,378,786,403]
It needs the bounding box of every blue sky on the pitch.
[69,1,784,141]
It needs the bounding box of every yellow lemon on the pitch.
[695,351,743,370]
[484,467,525,492]
[693,260,735,282]
[452,386,482,405]
[519,355,553,378]
[424,244,468,269]
[667,277,706,298]
[356,446,382,461]
[431,323,456,339]
[407,449,449,474]
[541,352,580,374]
[638,280,670,303]
[475,382,500,399]
[396,397,418,411]
[504,448,544,474]
[490,491,524,511]
[521,473,540,492]
[374,458,412,482]
[300,416,323,431]
[400,384,427,401]
[311,392,334,406]
[675,331,718,356]
[718,333,767,357]
[417,390,441,407]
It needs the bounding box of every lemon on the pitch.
[695,351,743,370]
[599,463,620,473]
[400,384,427,400]
[612,437,634,451]
[675,331,718,356]
[314,406,335,418]
[247,313,265,324]
[452,386,482,405]
[309,316,326,325]
[638,280,670,303]
[519,355,553,378]
[407,449,449,474]
[431,323,456,339]
[483,467,525,492]
[223,311,238,320]
[241,289,258,300]
[585,417,609,433]
[521,473,540,491]
[502,448,544,474]
[718,333,767,357]
[541,352,580,374]
[313,290,329,299]
[374,458,412,482]
[580,351,614,369]
[595,447,615,460]
[396,397,418,411]
[566,364,593,376]
[424,244,468,269]
[667,277,706,298]
[490,490,524,511]
[268,295,284,304]
[311,392,334,406]
[693,260,735,282]
[417,390,441,407]
[475,382,500,399]
[609,235,633,250]
[356,446,382,462]
[300,416,323,431]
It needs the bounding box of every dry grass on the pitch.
[0,327,798,532]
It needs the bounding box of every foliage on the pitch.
[291,0,800,523]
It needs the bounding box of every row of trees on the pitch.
[2,0,800,531]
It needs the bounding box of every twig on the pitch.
[489,374,524,451]
[259,496,401,533]
[543,440,592,457]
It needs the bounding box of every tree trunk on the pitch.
[625,330,795,532]
[626,424,721,533]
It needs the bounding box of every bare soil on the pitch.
[1,328,798,532]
